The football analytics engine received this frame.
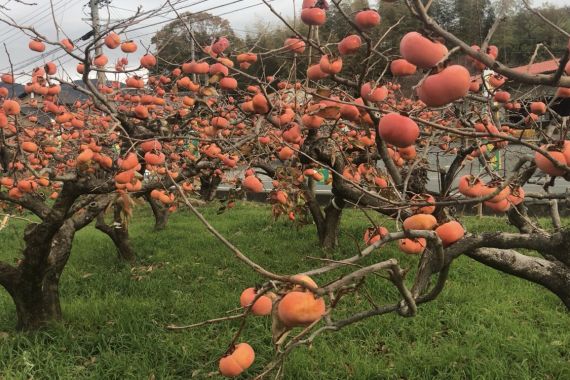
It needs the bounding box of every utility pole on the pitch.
[89,0,107,86]
[188,15,196,83]
[190,35,196,83]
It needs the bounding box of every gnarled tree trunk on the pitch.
[318,200,344,249]
[2,193,112,330]
[200,174,221,201]
[95,205,135,263]
[147,195,169,231]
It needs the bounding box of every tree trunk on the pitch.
[13,273,62,331]
[147,195,169,231]
[200,174,221,201]
[12,220,77,330]
[318,198,344,250]
[0,193,112,330]
[96,204,135,263]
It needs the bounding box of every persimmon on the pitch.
[363,226,389,245]
[209,62,229,76]
[354,9,381,29]
[140,54,157,68]
[77,148,94,164]
[377,113,419,148]
[1,74,13,84]
[307,64,328,80]
[219,77,238,90]
[535,145,567,177]
[289,274,318,291]
[144,152,165,165]
[0,177,14,188]
[484,199,511,212]
[211,37,230,54]
[435,221,464,247]
[17,179,37,193]
[275,190,288,205]
[400,32,448,68]
[278,146,294,160]
[115,170,135,184]
[410,193,436,214]
[284,37,306,53]
[417,65,470,107]
[3,99,20,115]
[300,7,326,26]
[218,343,255,378]
[340,103,360,121]
[212,116,229,128]
[8,187,23,199]
[390,59,416,76]
[398,145,417,161]
[507,186,525,206]
[243,175,264,192]
[120,40,137,53]
[21,141,38,153]
[29,39,45,52]
[301,114,324,129]
[319,55,343,74]
[398,238,426,255]
[236,52,257,63]
[458,175,485,197]
[338,35,362,55]
[486,184,511,203]
[60,38,74,51]
[252,93,269,113]
[530,102,547,115]
[555,87,570,98]
[93,54,108,67]
[104,32,121,49]
[277,291,325,327]
[134,105,149,119]
[239,288,273,316]
[494,91,510,103]
[360,82,388,102]
[403,214,437,230]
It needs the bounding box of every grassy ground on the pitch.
[0,203,569,379]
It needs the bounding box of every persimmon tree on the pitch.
[0,3,568,380]
[0,2,245,330]
[151,0,570,377]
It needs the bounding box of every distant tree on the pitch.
[151,12,238,73]
[495,3,570,65]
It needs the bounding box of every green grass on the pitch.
[0,203,569,379]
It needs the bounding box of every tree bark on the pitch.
[12,222,76,330]
[318,198,344,250]
[9,194,113,330]
[200,174,221,201]
[467,247,570,309]
[147,195,169,231]
[95,211,135,263]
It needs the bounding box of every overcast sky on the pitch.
[0,0,566,82]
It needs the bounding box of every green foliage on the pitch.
[493,3,570,65]
[0,205,569,379]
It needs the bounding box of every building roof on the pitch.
[511,59,560,75]
[470,59,561,86]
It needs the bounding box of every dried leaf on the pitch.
[316,87,331,97]
[271,299,290,345]
[0,215,9,231]
[200,86,219,97]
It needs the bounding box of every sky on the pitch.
[0,0,566,82]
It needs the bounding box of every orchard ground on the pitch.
[0,203,569,379]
